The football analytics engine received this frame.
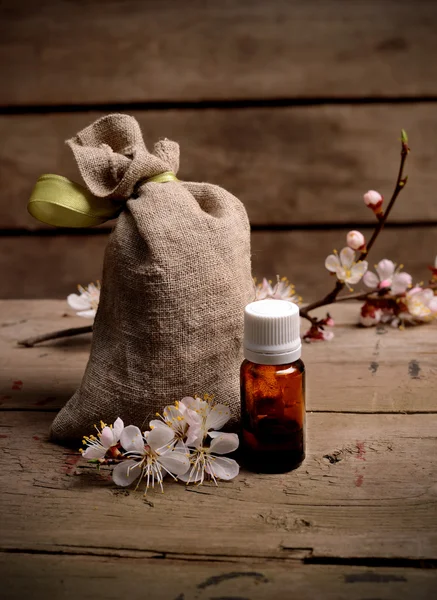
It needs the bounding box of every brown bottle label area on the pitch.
[240,359,306,473]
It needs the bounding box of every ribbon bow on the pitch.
[27,114,180,228]
[28,171,178,228]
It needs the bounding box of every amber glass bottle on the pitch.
[241,299,305,473]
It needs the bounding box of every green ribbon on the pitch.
[28,171,178,228]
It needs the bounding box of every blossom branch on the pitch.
[18,325,93,348]
[300,130,410,324]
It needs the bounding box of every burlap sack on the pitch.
[50,114,253,441]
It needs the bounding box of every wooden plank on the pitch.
[1,0,437,105]
[1,411,436,560]
[2,105,437,228]
[1,554,436,600]
[0,228,435,300]
[1,302,436,414]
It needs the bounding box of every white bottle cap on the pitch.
[244,299,301,365]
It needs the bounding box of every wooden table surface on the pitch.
[1,301,436,599]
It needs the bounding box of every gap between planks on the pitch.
[0,546,436,570]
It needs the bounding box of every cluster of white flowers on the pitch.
[80,396,239,494]
[359,258,437,328]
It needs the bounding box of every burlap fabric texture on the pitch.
[50,114,253,441]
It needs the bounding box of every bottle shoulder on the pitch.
[241,358,305,376]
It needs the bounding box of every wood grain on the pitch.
[1,410,436,560]
[1,0,437,105]
[2,105,437,228]
[1,301,436,413]
[1,227,435,300]
[1,554,436,600]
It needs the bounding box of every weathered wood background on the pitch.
[1,0,436,299]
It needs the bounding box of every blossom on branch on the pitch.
[360,302,383,327]
[429,256,437,283]
[67,282,101,318]
[325,247,368,289]
[363,260,412,294]
[303,324,334,343]
[346,230,366,251]
[363,190,383,215]
[255,276,301,303]
[401,287,437,323]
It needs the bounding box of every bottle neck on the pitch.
[243,344,302,365]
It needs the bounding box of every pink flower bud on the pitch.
[363,190,383,213]
[346,230,366,251]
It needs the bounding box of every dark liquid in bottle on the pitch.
[241,359,305,473]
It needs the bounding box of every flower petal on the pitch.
[376,259,395,281]
[208,432,239,455]
[158,451,190,476]
[163,405,183,423]
[206,456,239,480]
[256,278,274,300]
[186,424,202,448]
[100,426,115,449]
[322,331,334,341]
[391,272,412,295]
[178,466,202,483]
[180,396,200,411]
[112,417,124,441]
[77,309,96,318]
[67,293,91,311]
[428,296,437,314]
[363,271,379,289]
[347,261,368,284]
[120,425,145,453]
[147,424,174,453]
[339,247,355,269]
[325,254,340,273]
[82,444,106,459]
[205,404,231,431]
[112,459,142,487]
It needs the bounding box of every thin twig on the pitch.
[300,131,410,324]
[18,325,93,347]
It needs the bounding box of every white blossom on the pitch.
[178,432,240,485]
[325,247,368,288]
[346,230,366,251]
[363,259,412,295]
[112,425,190,493]
[403,287,437,322]
[81,417,124,459]
[363,190,383,210]
[67,282,100,318]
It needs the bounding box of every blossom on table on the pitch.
[80,417,124,459]
[67,281,101,318]
[179,395,231,448]
[179,431,240,485]
[255,276,301,304]
[325,247,368,289]
[112,424,190,493]
[150,399,202,449]
[172,395,240,484]
[363,259,412,295]
[346,230,366,251]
